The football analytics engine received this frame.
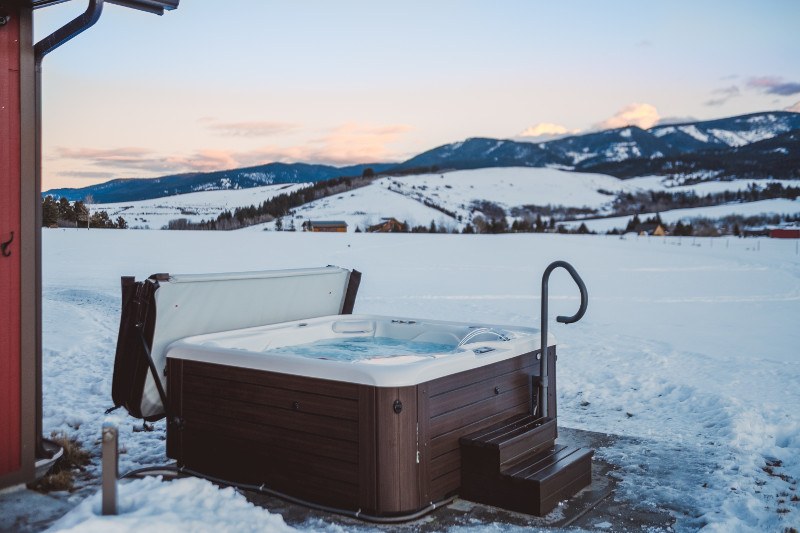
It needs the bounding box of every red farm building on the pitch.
[770,228,800,239]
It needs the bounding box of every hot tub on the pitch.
[165,314,558,518]
[112,267,564,519]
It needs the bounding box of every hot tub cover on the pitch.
[112,266,361,420]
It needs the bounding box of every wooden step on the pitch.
[461,444,593,516]
[460,415,557,474]
[459,414,592,517]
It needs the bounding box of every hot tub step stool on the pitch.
[459,415,593,516]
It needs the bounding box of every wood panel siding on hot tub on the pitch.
[166,345,556,517]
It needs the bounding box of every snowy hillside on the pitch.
[87,166,800,233]
[251,167,638,232]
[247,182,457,232]
[91,183,310,229]
[380,167,632,220]
[40,230,800,531]
[564,198,800,233]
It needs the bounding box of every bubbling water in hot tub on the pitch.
[265,336,458,362]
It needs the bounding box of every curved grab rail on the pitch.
[457,327,510,348]
[539,261,588,419]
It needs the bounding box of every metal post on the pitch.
[102,422,118,515]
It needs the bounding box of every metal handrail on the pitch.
[539,261,588,419]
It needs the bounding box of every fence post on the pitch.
[102,422,118,515]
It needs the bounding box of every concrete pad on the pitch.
[243,427,677,531]
[0,487,74,533]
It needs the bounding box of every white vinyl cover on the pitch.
[139,266,352,418]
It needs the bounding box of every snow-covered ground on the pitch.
[88,167,799,233]
[40,229,800,531]
[249,182,459,232]
[564,198,800,233]
[624,176,800,195]
[378,168,631,220]
[88,183,310,229]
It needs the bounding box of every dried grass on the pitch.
[28,431,91,493]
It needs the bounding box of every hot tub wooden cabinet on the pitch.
[166,348,557,518]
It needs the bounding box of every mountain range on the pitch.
[45,111,800,203]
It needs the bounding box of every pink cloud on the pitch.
[164,149,241,172]
[785,101,800,113]
[239,123,413,166]
[51,122,414,177]
[748,76,800,96]
[518,122,580,139]
[206,120,300,137]
[53,146,233,174]
[594,103,660,130]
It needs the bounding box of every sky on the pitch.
[35,0,800,190]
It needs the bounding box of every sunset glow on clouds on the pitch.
[203,120,300,138]
[518,123,581,139]
[54,123,413,177]
[594,103,661,130]
[35,1,799,188]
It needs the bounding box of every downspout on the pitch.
[33,0,105,458]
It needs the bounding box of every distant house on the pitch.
[639,223,666,236]
[743,227,770,237]
[308,220,348,233]
[368,217,407,233]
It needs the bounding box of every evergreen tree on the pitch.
[535,214,545,233]
[577,223,590,234]
[625,214,642,233]
[41,196,59,227]
[275,217,283,231]
[116,216,128,229]
[429,220,437,233]
[73,201,89,228]
[89,210,112,229]
[57,197,75,222]
[462,223,475,234]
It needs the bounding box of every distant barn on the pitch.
[770,227,800,239]
[309,220,348,233]
[368,217,407,233]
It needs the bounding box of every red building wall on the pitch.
[0,9,22,479]
[770,229,800,239]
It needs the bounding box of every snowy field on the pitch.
[88,183,310,229]
[87,167,799,234]
[40,229,800,532]
[564,198,800,233]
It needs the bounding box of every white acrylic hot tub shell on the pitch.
[165,314,555,387]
